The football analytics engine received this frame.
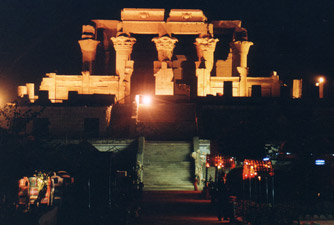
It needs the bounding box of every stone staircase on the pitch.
[143,141,194,190]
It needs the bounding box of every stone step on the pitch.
[142,141,193,191]
[143,185,194,191]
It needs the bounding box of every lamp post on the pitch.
[316,77,325,98]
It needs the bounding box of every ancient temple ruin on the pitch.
[18,8,282,103]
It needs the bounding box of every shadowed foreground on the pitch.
[136,191,241,225]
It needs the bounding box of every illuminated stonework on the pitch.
[18,8,283,102]
[78,39,100,74]
[111,35,136,102]
[152,36,178,62]
[152,36,178,95]
[230,41,254,68]
[195,37,219,96]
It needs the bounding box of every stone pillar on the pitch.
[152,36,178,62]
[152,36,178,95]
[26,83,35,102]
[78,39,100,74]
[292,79,302,99]
[18,86,27,98]
[194,37,218,96]
[271,71,281,97]
[195,37,219,71]
[111,35,136,103]
[237,67,249,97]
[230,41,253,68]
[231,41,253,97]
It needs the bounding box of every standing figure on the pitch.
[215,177,234,222]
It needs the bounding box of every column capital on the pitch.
[152,36,178,61]
[152,36,178,52]
[194,37,219,51]
[230,41,253,54]
[111,35,136,52]
[78,39,100,74]
[78,39,100,52]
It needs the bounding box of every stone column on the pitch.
[194,37,218,96]
[293,79,302,99]
[230,41,253,68]
[78,39,100,74]
[152,36,178,62]
[111,35,136,102]
[194,37,219,71]
[18,86,27,98]
[237,67,249,97]
[152,36,178,95]
[231,41,253,96]
[271,71,281,97]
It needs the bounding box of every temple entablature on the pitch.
[212,20,248,41]
[167,9,207,22]
[81,25,96,39]
[121,8,165,21]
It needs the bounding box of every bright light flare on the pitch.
[142,95,152,105]
[135,95,140,105]
[319,77,325,83]
[135,95,152,105]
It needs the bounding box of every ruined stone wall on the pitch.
[3,105,112,138]
[39,72,120,103]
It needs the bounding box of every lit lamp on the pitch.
[316,77,325,98]
[142,95,152,105]
[135,95,152,106]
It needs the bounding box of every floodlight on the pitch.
[142,95,152,105]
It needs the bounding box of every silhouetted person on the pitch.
[215,178,234,222]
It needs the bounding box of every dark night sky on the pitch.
[0,0,333,103]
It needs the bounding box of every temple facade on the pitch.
[18,8,284,103]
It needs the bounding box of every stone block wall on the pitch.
[9,105,112,138]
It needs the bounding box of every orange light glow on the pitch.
[135,94,152,105]
[319,77,325,83]
[142,95,152,105]
[135,95,140,105]
[242,159,274,180]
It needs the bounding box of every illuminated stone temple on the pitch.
[6,9,323,191]
[18,8,284,104]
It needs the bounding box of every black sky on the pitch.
[0,0,333,102]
